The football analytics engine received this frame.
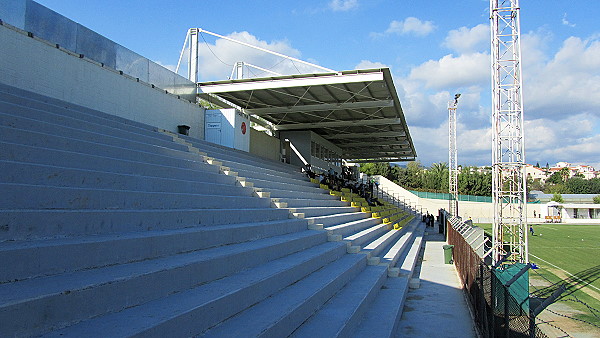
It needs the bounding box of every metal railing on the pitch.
[359,175,421,217]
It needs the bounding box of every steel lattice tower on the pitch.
[490,0,528,265]
[448,95,459,216]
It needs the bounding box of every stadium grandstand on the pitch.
[0,1,478,336]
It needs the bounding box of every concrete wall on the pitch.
[279,131,312,168]
[0,23,205,139]
[279,130,342,173]
[250,128,281,162]
[374,175,542,223]
[0,0,196,100]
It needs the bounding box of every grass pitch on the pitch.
[476,223,600,327]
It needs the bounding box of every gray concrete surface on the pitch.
[396,230,478,337]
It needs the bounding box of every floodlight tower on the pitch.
[490,0,528,265]
[448,94,460,216]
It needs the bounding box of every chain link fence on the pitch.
[446,212,548,337]
[410,190,492,202]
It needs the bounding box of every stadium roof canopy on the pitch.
[198,68,416,162]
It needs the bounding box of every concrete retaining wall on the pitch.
[0,23,205,139]
[249,128,281,162]
[374,175,542,222]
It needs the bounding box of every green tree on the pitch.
[423,162,449,192]
[535,162,540,168]
[566,177,591,194]
[547,183,568,194]
[457,167,492,196]
[405,161,423,189]
[593,195,600,204]
[359,162,392,179]
[391,162,491,197]
[559,167,570,182]
[527,177,543,192]
[546,172,562,184]
[551,193,564,203]
[589,178,600,194]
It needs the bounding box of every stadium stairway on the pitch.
[0,83,425,337]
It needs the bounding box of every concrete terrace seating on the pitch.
[0,83,426,337]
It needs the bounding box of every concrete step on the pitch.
[344,222,392,247]
[288,206,360,217]
[203,154,305,182]
[275,197,349,208]
[0,103,179,151]
[397,223,425,277]
[381,219,421,269]
[0,126,214,172]
[43,241,349,338]
[351,223,425,338]
[179,134,302,176]
[0,218,309,283]
[0,161,254,196]
[225,165,312,188]
[0,207,291,241]
[308,212,370,228]
[351,276,410,338]
[261,187,338,200]
[325,217,382,238]
[1,183,271,210]
[0,85,171,142]
[240,176,319,192]
[361,227,404,259]
[1,142,236,185]
[0,230,328,337]
[198,253,367,337]
[3,119,308,192]
[290,264,388,338]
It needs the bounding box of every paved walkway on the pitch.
[396,229,478,337]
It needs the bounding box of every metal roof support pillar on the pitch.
[188,28,199,83]
[490,0,528,265]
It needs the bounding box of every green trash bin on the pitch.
[443,244,454,264]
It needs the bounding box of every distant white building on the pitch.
[479,162,597,180]
[545,162,597,180]
[571,164,597,179]
[525,164,548,182]
[541,201,600,223]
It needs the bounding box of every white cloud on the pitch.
[520,29,553,71]
[523,36,600,119]
[409,122,492,166]
[354,60,389,70]
[194,31,323,81]
[372,17,436,38]
[443,24,490,54]
[399,27,600,168]
[401,90,445,126]
[409,124,450,166]
[562,13,576,27]
[329,0,358,12]
[458,125,491,154]
[522,113,600,170]
[408,52,489,90]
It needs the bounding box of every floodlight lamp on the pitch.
[453,93,461,105]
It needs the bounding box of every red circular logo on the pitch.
[241,122,247,135]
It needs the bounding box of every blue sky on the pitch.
[35,0,600,169]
